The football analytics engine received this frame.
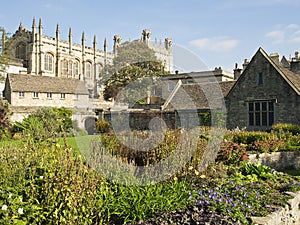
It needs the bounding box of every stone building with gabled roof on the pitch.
[3,73,93,128]
[226,47,300,130]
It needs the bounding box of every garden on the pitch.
[0,105,300,224]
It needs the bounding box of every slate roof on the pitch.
[227,48,300,98]
[257,48,300,95]
[6,74,89,94]
[165,81,235,110]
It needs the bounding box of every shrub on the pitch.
[0,99,11,139]
[249,139,285,153]
[225,131,274,146]
[216,141,248,166]
[95,120,110,133]
[272,123,300,135]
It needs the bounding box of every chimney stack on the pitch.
[233,63,242,80]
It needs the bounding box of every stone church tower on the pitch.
[3,18,173,98]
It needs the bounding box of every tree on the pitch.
[101,41,168,101]
[0,27,12,80]
[0,99,11,138]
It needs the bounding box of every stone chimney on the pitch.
[269,53,280,65]
[290,51,300,75]
[233,63,242,80]
[242,59,249,71]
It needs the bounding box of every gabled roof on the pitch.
[6,74,89,94]
[165,81,235,110]
[227,47,300,97]
[259,47,300,95]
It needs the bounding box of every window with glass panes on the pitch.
[248,101,274,126]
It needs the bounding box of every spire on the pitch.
[38,18,43,36]
[56,24,60,40]
[69,27,72,54]
[104,38,107,52]
[68,27,72,39]
[31,18,36,42]
[32,17,36,29]
[56,24,60,34]
[18,21,24,31]
[81,31,85,42]
[93,35,97,48]
[39,18,42,29]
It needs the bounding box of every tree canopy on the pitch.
[101,41,168,101]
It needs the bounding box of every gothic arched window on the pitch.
[68,61,73,77]
[73,60,80,78]
[61,59,68,76]
[44,53,53,72]
[85,61,92,78]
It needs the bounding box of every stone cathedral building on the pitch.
[2,18,173,130]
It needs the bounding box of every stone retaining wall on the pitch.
[251,191,300,225]
[248,152,300,170]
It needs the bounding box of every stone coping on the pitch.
[251,191,300,225]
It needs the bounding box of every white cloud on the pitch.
[265,24,300,44]
[265,30,285,43]
[190,36,239,52]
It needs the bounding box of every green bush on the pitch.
[249,139,285,153]
[225,131,274,145]
[272,123,300,135]
[95,120,110,133]
[216,141,248,166]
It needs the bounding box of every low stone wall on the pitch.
[248,152,300,170]
[251,191,300,225]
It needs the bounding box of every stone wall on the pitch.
[103,109,211,131]
[249,152,300,170]
[251,191,300,225]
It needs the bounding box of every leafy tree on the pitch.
[0,27,11,77]
[101,41,168,101]
[0,99,11,138]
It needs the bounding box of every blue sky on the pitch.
[1,0,300,72]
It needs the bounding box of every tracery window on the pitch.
[73,60,79,77]
[61,59,68,76]
[44,53,53,72]
[85,61,92,78]
[68,61,73,77]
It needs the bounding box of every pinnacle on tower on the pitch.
[32,17,36,29]
[18,21,24,31]
[69,27,72,37]
[104,38,107,52]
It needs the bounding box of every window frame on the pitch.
[60,93,66,99]
[44,53,53,72]
[33,92,39,98]
[85,61,92,78]
[46,92,52,99]
[18,91,25,98]
[248,101,274,127]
